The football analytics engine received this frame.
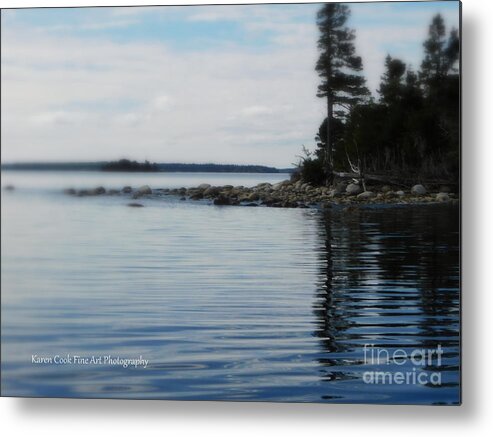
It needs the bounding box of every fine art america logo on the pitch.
[31,354,149,369]
[362,344,443,386]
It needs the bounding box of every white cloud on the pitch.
[1,3,459,166]
[1,25,324,167]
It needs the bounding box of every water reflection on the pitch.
[313,205,460,404]
[1,173,460,403]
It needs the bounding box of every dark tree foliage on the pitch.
[102,159,159,172]
[378,55,407,105]
[299,11,460,185]
[315,3,369,183]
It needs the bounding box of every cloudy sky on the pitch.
[1,1,460,167]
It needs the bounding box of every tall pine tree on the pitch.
[315,3,369,184]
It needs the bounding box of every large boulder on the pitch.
[346,183,362,195]
[197,183,211,190]
[411,184,427,195]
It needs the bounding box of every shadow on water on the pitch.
[313,205,460,404]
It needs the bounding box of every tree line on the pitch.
[299,4,459,186]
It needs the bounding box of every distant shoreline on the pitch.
[1,161,294,174]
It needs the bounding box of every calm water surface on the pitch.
[1,171,460,404]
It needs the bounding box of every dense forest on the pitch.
[298,4,459,186]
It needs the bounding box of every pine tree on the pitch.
[420,14,449,96]
[378,55,407,105]
[315,3,369,184]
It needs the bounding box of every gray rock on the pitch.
[396,190,405,197]
[63,188,76,195]
[346,183,362,195]
[127,203,144,208]
[132,185,152,199]
[213,195,231,206]
[197,183,211,190]
[436,192,450,202]
[122,186,132,193]
[136,185,152,195]
[411,184,427,195]
[334,182,347,194]
[247,192,260,201]
[381,185,392,193]
[4,185,15,191]
[203,186,220,197]
[91,186,106,195]
[190,192,203,200]
[357,191,376,200]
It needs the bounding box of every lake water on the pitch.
[1,171,460,404]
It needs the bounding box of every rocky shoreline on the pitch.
[62,179,459,209]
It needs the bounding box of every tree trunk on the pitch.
[325,94,334,186]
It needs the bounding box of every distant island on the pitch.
[2,159,294,174]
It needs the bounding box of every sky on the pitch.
[1,1,460,167]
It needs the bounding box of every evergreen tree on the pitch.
[378,55,407,105]
[315,3,369,184]
[420,14,459,96]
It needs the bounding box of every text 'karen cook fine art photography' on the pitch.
[1,0,461,405]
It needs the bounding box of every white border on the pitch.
[2,0,493,436]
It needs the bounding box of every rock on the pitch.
[334,182,347,194]
[203,186,220,197]
[190,192,203,200]
[247,192,260,201]
[136,185,152,195]
[132,185,152,199]
[272,182,284,191]
[76,186,105,196]
[127,203,144,207]
[396,190,405,197]
[244,203,258,207]
[4,185,15,191]
[346,183,362,195]
[180,197,186,201]
[411,184,427,195]
[197,183,211,190]
[63,188,76,195]
[91,186,106,195]
[213,195,231,206]
[357,191,376,200]
[436,192,450,202]
[381,185,392,193]
[122,186,132,193]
